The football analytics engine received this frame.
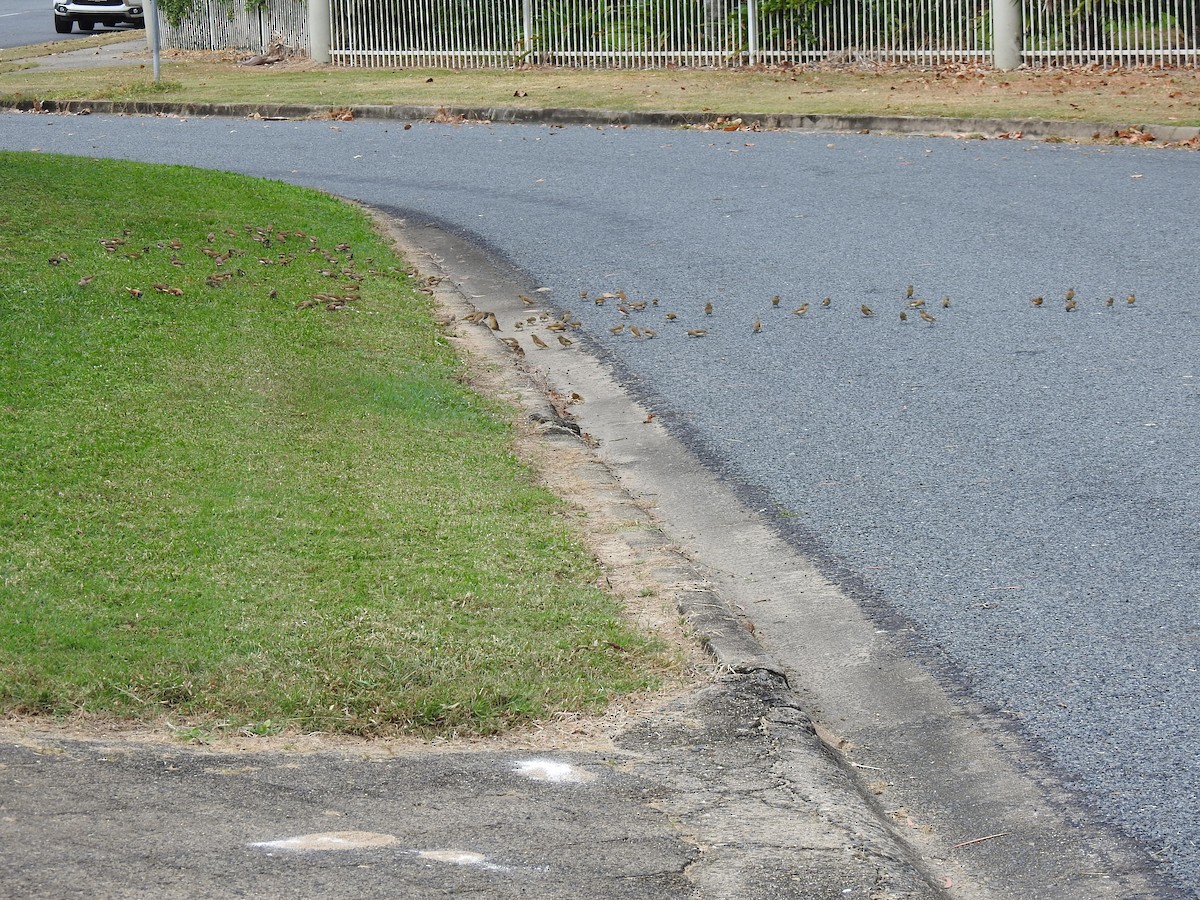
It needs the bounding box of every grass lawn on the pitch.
[0,151,671,737]
[0,38,1198,129]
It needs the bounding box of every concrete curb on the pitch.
[5,96,1199,144]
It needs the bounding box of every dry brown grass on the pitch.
[1,43,1198,128]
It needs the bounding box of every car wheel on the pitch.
[77,18,95,30]
[54,16,74,33]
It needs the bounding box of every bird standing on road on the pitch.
[861,304,875,317]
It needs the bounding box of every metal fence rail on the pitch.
[161,0,1199,69]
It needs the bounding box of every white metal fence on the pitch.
[160,0,1199,68]
[160,0,307,52]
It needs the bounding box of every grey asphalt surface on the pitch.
[0,0,142,48]
[2,109,1198,894]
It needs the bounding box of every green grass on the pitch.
[0,151,669,736]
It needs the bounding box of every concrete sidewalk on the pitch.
[2,674,936,900]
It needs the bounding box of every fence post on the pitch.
[522,0,534,61]
[747,0,759,65]
[309,0,331,63]
[992,0,1022,69]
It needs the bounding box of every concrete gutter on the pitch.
[6,95,1200,144]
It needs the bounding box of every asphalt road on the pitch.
[2,112,1198,894]
[0,0,141,47]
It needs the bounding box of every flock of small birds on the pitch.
[460,282,1143,360]
[58,226,377,312]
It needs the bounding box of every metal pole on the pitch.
[522,0,534,61]
[992,0,1021,69]
[309,0,331,64]
[146,0,161,83]
[747,0,758,65]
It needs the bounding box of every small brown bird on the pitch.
[1066,298,1077,312]
[531,334,549,349]
[908,298,926,308]
[630,324,643,338]
[616,290,628,302]
[579,290,588,300]
[610,323,625,335]
[861,304,875,317]
[665,312,678,321]
[500,337,524,355]
[1106,296,1115,307]
[793,304,809,316]
[126,287,143,299]
[753,319,762,333]
[642,328,657,339]
[1127,293,1137,306]
[919,310,936,324]
[570,392,583,403]
[821,297,831,308]
[899,310,908,322]
[1066,288,1076,302]
[704,302,713,315]
[77,275,96,286]
[905,284,914,299]
[643,413,657,423]
[771,295,781,307]
[941,296,951,309]
[485,312,500,331]
[1031,296,1044,307]
[557,335,573,347]
[687,328,707,337]
[519,294,534,305]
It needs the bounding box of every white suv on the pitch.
[53,0,145,33]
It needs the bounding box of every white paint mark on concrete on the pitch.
[514,757,594,783]
[417,849,511,871]
[251,830,399,851]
